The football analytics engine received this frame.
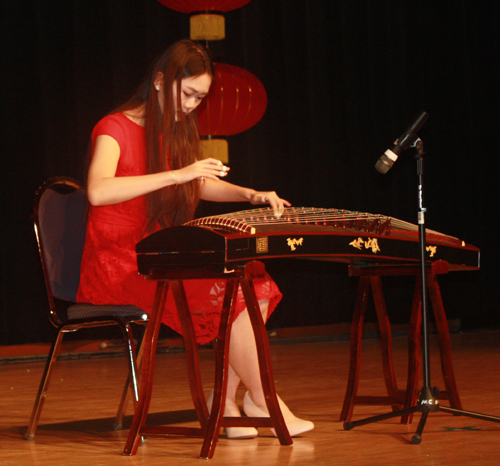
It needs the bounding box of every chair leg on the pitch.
[113,324,144,430]
[24,330,65,440]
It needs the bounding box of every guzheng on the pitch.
[136,207,480,275]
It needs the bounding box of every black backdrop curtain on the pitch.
[1,1,499,345]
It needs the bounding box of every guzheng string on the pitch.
[218,207,390,226]
[185,207,454,239]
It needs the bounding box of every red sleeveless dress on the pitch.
[76,113,282,344]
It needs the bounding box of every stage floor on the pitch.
[1,329,500,465]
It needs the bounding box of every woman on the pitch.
[77,39,313,438]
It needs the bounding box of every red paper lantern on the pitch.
[157,1,252,39]
[156,1,252,14]
[197,62,267,136]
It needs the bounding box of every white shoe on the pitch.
[243,391,314,437]
[206,391,258,439]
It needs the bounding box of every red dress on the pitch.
[76,113,282,345]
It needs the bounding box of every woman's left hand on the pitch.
[250,191,291,218]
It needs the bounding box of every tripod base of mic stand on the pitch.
[343,386,500,444]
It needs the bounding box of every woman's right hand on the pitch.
[88,134,229,206]
[174,158,229,184]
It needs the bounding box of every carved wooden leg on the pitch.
[339,276,370,422]
[371,275,401,411]
[240,275,292,446]
[170,279,210,429]
[402,277,422,424]
[426,271,462,409]
[199,277,239,459]
[123,280,169,456]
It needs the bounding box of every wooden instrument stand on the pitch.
[122,261,292,459]
[340,260,462,424]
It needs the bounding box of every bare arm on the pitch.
[200,178,291,218]
[87,134,230,206]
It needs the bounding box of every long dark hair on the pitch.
[117,39,214,232]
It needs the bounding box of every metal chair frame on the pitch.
[25,176,148,440]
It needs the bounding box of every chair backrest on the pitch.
[33,177,87,325]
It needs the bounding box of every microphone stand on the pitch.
[344,137,500,443]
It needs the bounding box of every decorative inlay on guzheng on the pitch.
[136,207,480,274]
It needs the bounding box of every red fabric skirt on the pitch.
[77,214,282,345]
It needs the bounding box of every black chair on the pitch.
[25,176,148,440]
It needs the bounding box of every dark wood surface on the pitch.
[2,329,500,465]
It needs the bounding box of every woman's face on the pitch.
[156,72,212,120]
[175,72,212,118]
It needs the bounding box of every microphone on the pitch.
[375,111,429,174]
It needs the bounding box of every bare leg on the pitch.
[221,299,269,415]
[207,300,269,438]
[226,301,269,409]
[228,300,315,436]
